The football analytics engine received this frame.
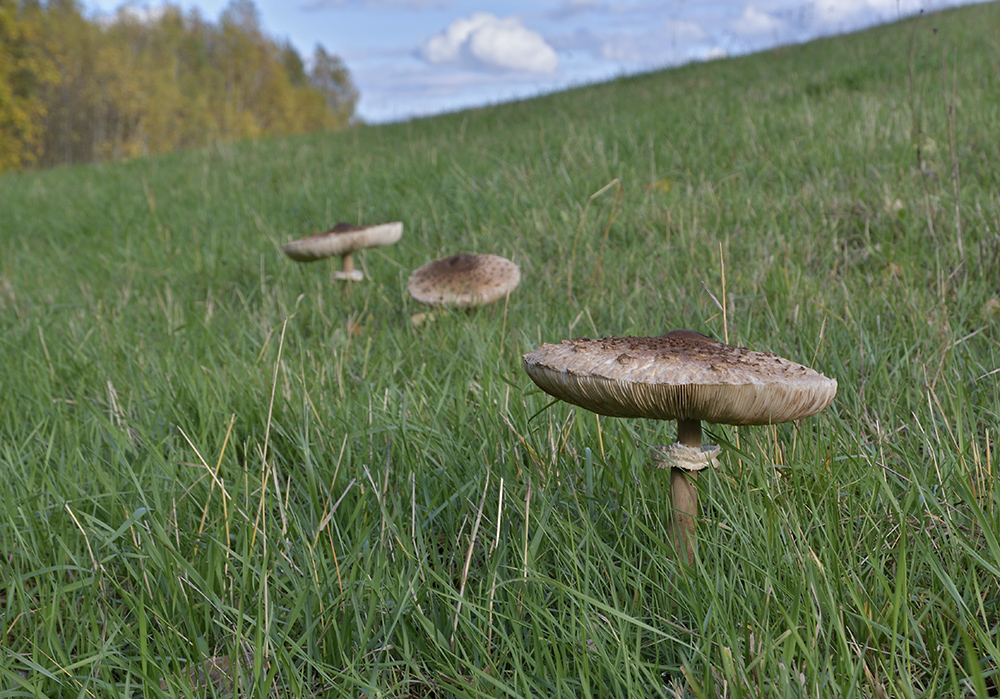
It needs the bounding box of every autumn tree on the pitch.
[310,45,358,128]
[35,0,104,166]
[0,0,359,172]
[0,0,56,169]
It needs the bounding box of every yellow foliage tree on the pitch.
[1,0,358,172]
[0,0,56,170]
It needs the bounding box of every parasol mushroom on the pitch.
[522,329,837,564]
[283,221,403,281]
[407,253,520,308]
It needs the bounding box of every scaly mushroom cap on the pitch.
[407,254,520,308]
[523,330,837,426]
[283,222,403,262]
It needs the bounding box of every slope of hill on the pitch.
[1,3,998,696]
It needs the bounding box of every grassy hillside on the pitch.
[1,3,999,696]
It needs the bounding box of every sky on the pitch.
[82,0,988,124]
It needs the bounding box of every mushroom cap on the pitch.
[283,222,403,262]
[522,330,837,426]
[407,254,521,308]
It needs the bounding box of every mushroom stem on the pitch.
[332,253,364,283]
[672,418,702,565]
[676,419,702,448]
[670,468,698,565]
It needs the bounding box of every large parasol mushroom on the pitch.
[523,329,837,564]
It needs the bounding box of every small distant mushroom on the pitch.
[523,330,837,564]
[283,222,403,281]
[407,253,520,308]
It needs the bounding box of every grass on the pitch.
[1,3,999,696]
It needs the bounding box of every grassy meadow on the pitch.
[2,3,1000,696]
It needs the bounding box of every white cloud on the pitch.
[810,0,899,26]
[419,13,558,73]
[667,19,708,43]
[549,16,713,67]
[597,31,658,62]
[548,0,602,19]
[303,0,448,8]
[754,0,939,38]
[731,6,787,40]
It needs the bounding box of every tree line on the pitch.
[0,0,359,172]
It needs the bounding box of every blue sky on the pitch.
[83,0,986,123]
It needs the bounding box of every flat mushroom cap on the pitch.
[407,254,520,308]
[523,330,837,426]
[283,222,403,262]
